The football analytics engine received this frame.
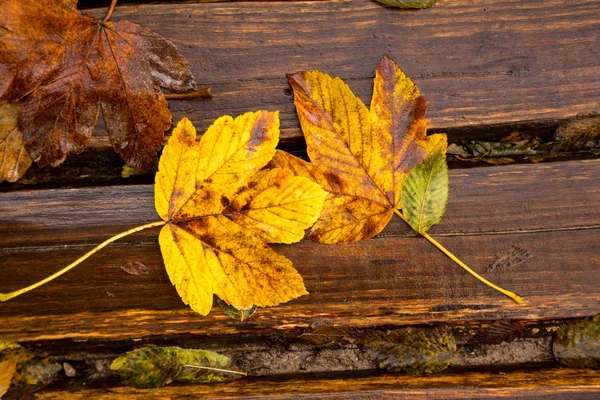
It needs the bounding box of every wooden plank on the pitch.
[77,0,600,147]
[1,160,598,342]
[2,160,598,248]
[36,369,600,399]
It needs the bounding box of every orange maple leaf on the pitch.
[285,54,446,243]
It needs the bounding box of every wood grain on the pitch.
[37,369,600,399]
[77,0,600,146]
[1,160,598,342]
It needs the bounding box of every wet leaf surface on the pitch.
[217,297,257,321]
[284,55,447,243]
[553,114,600,153]
[0,0,197,169]
[0,102,31,183]
[374,0,437,9]
[0,342,61,399]
[120,261,150,276]
[467,321,527,347]
[361,327,456,374]
[155,114,327,315]
[402,151,448,233]
[110,345,234,388]
[553,317,600,369]
[487,246,532,273]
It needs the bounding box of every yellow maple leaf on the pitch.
[0,359,17,398]
[0,111,326,313]
[155,112,327,315]
[286,54,446,244]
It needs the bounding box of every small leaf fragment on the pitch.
[467,320,526,347]
[402,152,449,233]
[487,246,532,273]
[0,102,32,183]
[374,0,436,8]
[300,326,354,347]
[217,297,257,321]
[111,346,234,388]
[120,261,150,276]
[0,359,16,398]
[0,342,61,398]
[553,114,600,152]
[361,327,456,374]
[553,317,600,369]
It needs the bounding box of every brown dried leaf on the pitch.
[300,326,353,347]
[487,246,532,273]
[0,102,32,183]
[0,0,197,169]
[553,114,600,152]
[120,261,149,276]
[361,327,456,374]
[467,320,526,347]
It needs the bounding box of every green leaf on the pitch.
[553,317,600,369]
[401,152,449,233]
[0,341,61,398]
[374,0,436,9]
[361,327,456,374]
[216,297,257,321]
[110,346,234,388]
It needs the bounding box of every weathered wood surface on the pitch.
[78,0,600,147]
[1,159,598,342]
[38,369,600,399]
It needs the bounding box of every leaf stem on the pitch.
[183,365,247,376]
[0,220,166,303]
[393,210,523,304]
[102,0,118,24]
[164,88,213,100]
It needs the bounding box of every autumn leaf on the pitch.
[111,346,242,388]
[0,0,197,169]
[402,151,448,233]
[0,102,32,183]
[0,113,326,314]
[553,317,600,369]
[286,55,523,304]
[217,297,257,321]
[374,0,437,9]
[553,114,600,153]
[0,342,62,398]
[287,54,446,243]
[0,360,16,399]
[155,113,327,315]
[361,327,456,374]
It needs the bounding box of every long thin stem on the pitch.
[102,0,118,24]
[0,220,166,303]
[184,365,247,376]
[164,88,213,100]
[393,210,523,304]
